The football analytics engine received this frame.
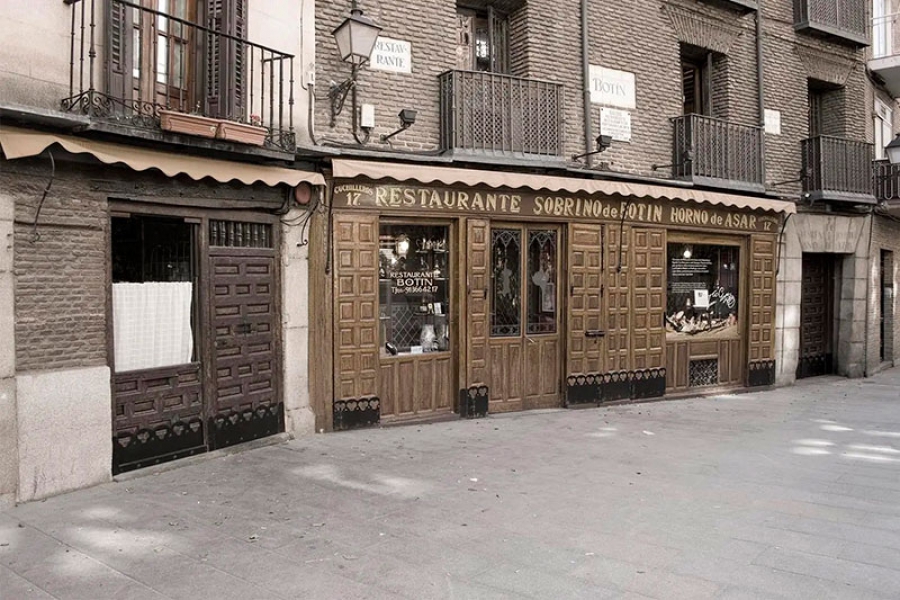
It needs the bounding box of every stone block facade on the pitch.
[867,216,900,374]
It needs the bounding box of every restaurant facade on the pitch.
[309,160,796,429]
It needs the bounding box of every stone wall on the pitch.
[866,215,900,375]
[775,213,871,385]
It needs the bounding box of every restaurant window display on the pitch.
[666,243,740,339]
[379,224,451,355]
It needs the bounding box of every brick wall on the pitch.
[315,1,867,193]
[5,155,284,373]
[5,157,108,372]
[314,1,457,152]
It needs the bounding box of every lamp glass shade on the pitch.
[886,134,900,165]
[332,9,382,66]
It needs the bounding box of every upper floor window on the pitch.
[873,0,892,58]
[457,6,509,73]
[681,45,710,116]
[109,0,247,119]
[875,99,893,160]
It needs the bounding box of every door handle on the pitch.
[527,337,536,344]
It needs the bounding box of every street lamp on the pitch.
[332,4,382,66]
[329,1,382,141]
[886,133,900,165]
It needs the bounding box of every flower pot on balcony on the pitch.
[216,121,268,146]
[158,110,219,139]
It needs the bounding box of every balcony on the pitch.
[875,160,900,203]
[62,0,295,152]
[439,70,564,160]
[801,136,875,204]
[671,114,765,193]
[698,0,758,12]
[869,16,900,96]
[793,0,868,46]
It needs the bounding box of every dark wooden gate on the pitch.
[797,253,835,378]
[208,220,282,448]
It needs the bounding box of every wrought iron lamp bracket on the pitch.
[328,75,356,128]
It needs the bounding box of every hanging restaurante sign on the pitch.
[334,183,781,233]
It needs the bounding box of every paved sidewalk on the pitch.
[3,372,900,599]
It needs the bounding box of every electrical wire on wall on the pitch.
[30,150,55,243]
[279,186,323,248]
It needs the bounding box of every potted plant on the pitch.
[216,114,268,146]
[158,109,219,139]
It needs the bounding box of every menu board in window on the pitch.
[666,243,739,339]
[379,224,451,356]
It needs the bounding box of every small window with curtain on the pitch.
[111,215,197,372]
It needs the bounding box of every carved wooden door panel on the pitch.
[605,224,632,372]
[565,223,604,403]
[333,214,380,405]
[749,235,777,384]
[466,219,490,389]
[488,225,562,411]
[797,252,834,378]
[631,228,666,370]
[208,220,281,450]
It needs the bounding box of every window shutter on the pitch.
[205,0,246,120]
[107,1,134,106]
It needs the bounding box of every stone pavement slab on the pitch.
[3,370,900,599]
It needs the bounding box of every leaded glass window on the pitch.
[491,229,521,337]
[526,230,557,334]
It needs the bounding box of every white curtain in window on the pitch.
[113,281,194,372]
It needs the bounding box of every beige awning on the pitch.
[332,159,796,214]
[0,126,324,187]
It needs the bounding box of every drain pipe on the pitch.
[581,0,593,168]
[756,1,766,180]
[864,210,875,376]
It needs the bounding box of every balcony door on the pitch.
[489,225,562,411]
[456,7,509,73]
[107,0,245,119]
[874,0,891,59]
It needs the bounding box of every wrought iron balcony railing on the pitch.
[62,0,295,151]
[875,160,900,203]
[793,0,868,46]
[439,70,564,159]
[801,136,875,204]
[671,114,765,193]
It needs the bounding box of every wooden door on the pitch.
[466,219,491,388]
[333,214,380,401]
[797,253,835,378]
[208,220,281,449]
[567,223,604,375]
[488,224,562,411]
[631,228,666,370]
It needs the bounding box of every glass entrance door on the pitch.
[488,224,562,411]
